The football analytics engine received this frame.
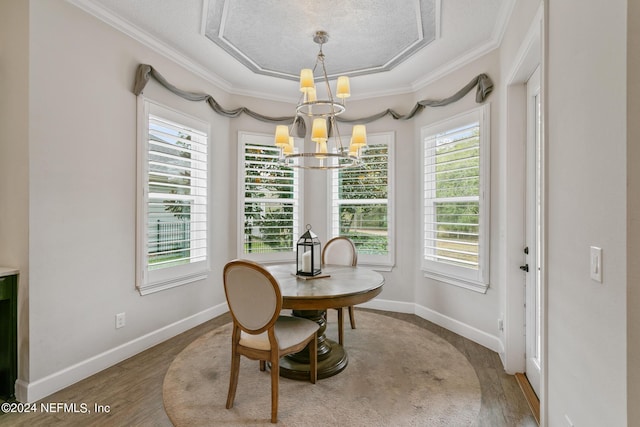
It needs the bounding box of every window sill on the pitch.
[422,270,488,294]
[137,271,209,296]
[360,263,394,272]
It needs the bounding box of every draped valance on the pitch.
[133,63,493,137]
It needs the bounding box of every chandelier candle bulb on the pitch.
[275,125,290,145]
[316,140,328,157]
[348,140,359,156]
[300,69,314,92]
[283,137,294,154]
[351,124,367,146]
[307,86,317,102]
[311,118,328,141]
[336,76,351,99]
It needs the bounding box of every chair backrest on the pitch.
[322,237,358,266]
[223,259,282,334]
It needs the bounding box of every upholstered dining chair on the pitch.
[321,236,358,345]
[223,259,319,424]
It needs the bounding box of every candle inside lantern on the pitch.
[302,250,312,273]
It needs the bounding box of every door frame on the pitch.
[502,3,546,417]
[524,65,542,397]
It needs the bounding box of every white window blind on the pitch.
[239,133,300,262]
[137,99,209,295]
[421,106,489,291]
[330,132,394,268]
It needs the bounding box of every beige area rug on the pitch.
[163,311,481,426]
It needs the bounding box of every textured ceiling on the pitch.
[204,0,437,80]
[68,0,512,101]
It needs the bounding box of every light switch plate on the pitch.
[590,246,602,283]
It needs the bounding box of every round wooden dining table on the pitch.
[267,263,384,380]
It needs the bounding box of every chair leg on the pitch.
[260,360,266,371]
[348,306,356,329]
[226,351,241,409]
[270,354,279,423]
[309,333,317,384]
[337,307,344,345]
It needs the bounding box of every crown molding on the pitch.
[66,0,234,94]
[411,0,516,92]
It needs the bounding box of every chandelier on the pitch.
[274,31,367,169]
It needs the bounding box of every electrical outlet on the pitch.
[498,318,504,332]
[115,312,126,329]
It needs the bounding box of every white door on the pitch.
[524,66,542,397]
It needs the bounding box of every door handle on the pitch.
[520,264,529,272]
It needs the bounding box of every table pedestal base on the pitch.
[279,338,348,380]
[278,309,348,380]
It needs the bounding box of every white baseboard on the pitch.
[15,302,228,403]
[17,299,503,403]
[363,299,502,354]
[414,303,502,354]
[358,298,415,313]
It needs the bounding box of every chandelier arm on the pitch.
[318,46,347,152]
[282,152,361,170]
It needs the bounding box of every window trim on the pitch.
[237,131,303,263]
[420,104,490,293]
[327,131,395,271]
[136,97,210,295]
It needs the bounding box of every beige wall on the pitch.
[0,0,31,384]
[628,0,640,422]
[18,0,232,400]
[411,50,502,347]
[546,0,627,425]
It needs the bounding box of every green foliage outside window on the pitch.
[337,145,389,255]
[433,129,480,266]
[243,147,295,253]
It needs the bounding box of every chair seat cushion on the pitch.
[239,315,318,351]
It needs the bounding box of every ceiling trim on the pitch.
[411,39,499,92]
[411,0,516,92]
[66,0,234,94]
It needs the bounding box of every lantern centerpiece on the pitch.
[296,224,321,276]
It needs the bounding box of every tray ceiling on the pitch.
[204,0,437,80]
[68,0,512,100]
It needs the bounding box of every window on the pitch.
[421,105,490,292]
[238,132,301,262]
[329,132,394,269]
[137,99,209,295]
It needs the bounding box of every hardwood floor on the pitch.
[0,309,537,426]
[516,373,541,425]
